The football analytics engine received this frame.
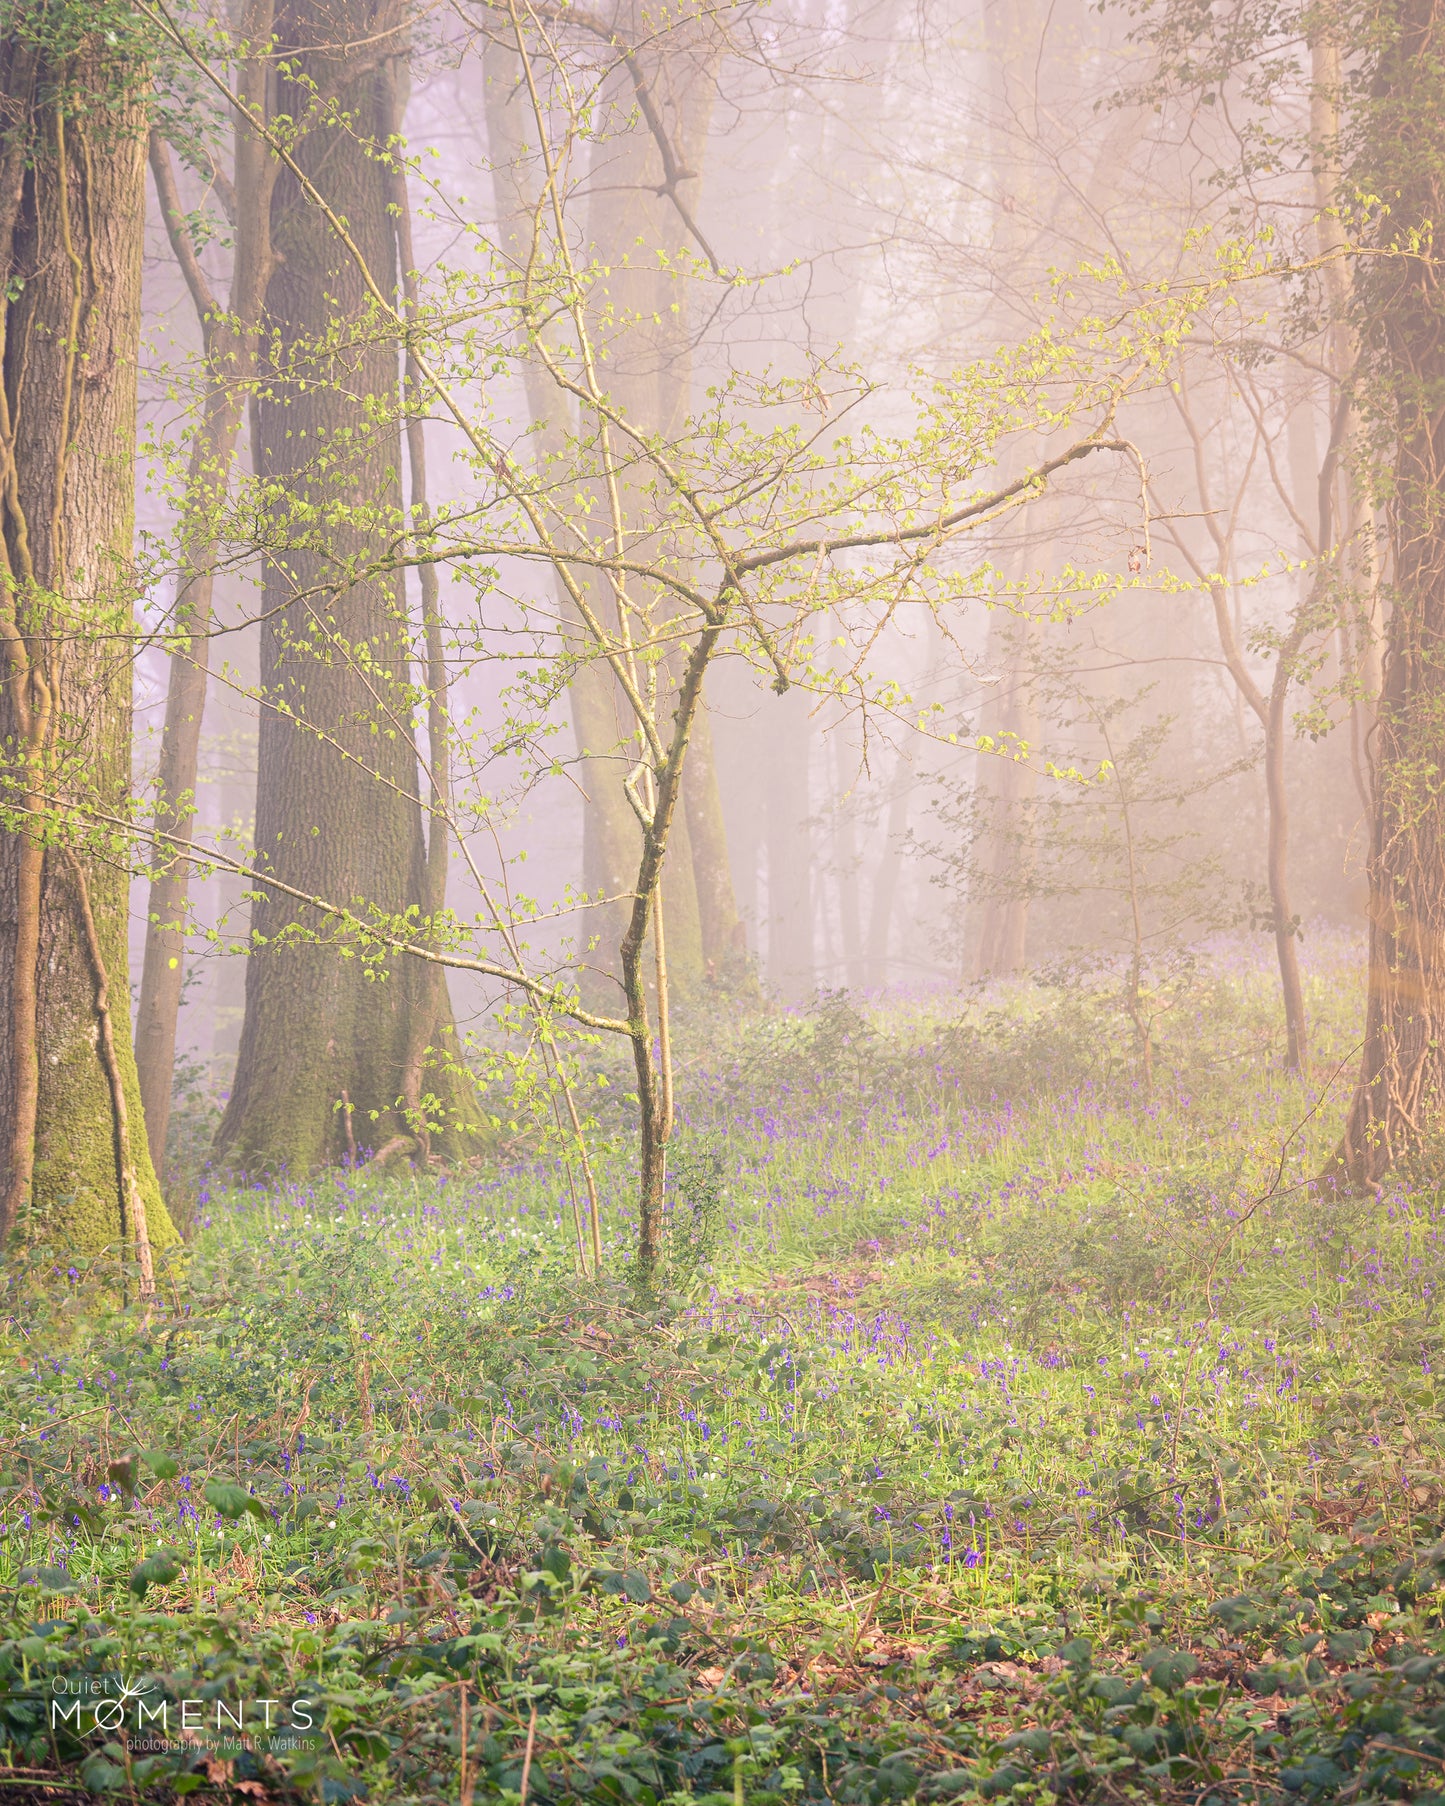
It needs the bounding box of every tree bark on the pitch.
[0,18,178,1260]
[866,750,912,991]
[135,17,276,1183]
[577,28,713,995]
[1331,0,1445,1187]
[214,0,479,1174]
[483,15,739,999]
[970,619,1037,979]
[682,701,743,981]
[766,687,814,998]
[831,731,866,990]
[1168,369,1314,1071]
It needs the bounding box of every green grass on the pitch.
[3,933,1445,1805]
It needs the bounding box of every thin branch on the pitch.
[57,800,630,1036]
[148,130,219,324]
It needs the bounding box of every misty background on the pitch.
[131,0,1364,1093]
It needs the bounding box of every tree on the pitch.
[481,2,743,998]
[0,1,178,1274]
[134,0,277,1184]
[155,0,1184,1276]
[213,0,479,1172]
[934,644,1244,1087]
[1332,0,1445,1186]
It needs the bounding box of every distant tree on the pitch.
[482,4,743,997]
[929,640,1244,1088]
[134,0,277,1185]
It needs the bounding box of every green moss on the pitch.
[28,985,177,1262]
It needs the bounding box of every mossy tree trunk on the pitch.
[213,0,479,1175]
[1332,0,1445,1186]
[0,12,178,1263]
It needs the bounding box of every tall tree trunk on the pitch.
[480,38,628,997]
[135,14,276,1183]
[1331,0,1445,1187]
[970,619,1037,978]
[0,17,178,1261]
[1312,26,1384,812]
[647,39,741,980]
[482,28,721,1002]
[682,701,744,981]
[866,751,912,991]
[766,689,813,998]
[489,11,735,1000]
[575,25,715,996]
[214,0,478,1174]
[831,732,866,991]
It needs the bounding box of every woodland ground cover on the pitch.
[2,935,1444,1805]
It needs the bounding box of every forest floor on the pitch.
[3,934,1445,1804]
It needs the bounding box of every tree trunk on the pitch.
[970,619,1037,978]
[484,18,738,1001]
[682,701,744,981]
[1331,0,1445,1187]
[214,0,478,1174]
[831,732,867,990]
[135,24,276,1184]
[578,33,714,996]
[766,688,814,999]
[0,20,178,1261]
[866,751,912,992]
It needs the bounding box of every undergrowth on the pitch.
[4,933,1445,1806]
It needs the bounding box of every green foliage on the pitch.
[2,942,1441,1801]
[662,1136,728,1290]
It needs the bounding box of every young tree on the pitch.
[0,1,178,1272]
[154,0,1182,1276]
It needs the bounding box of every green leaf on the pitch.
[129,1550,182,1598]
[204,1478,267,1521]
[20,1564,75,1593]
[1140,1648,1199,1694]
[143,1451,180,1481]
[79,1754,125,1792]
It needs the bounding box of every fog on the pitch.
[131,0,1367,1109]
[8,1,1445,1787]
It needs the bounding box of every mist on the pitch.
[1,0,1442,1794]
